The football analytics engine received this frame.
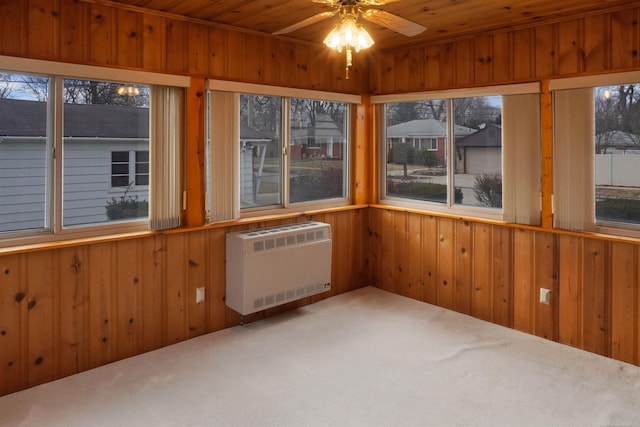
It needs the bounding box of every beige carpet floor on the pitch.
[1,286,639,427]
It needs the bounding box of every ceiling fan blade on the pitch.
[272,11,337,35]
[312,0,340,5]
[362,9,427,37]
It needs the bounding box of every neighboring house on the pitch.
[385,118,475,166]
[289,112,345,159]
[0,98,149,232]
[240,123,274,207]
[454,123,502,174]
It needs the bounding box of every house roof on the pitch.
[0,98,149,139]
[290,113,344,141]
[597,130,639,147]
[386,118,475,138]
[240,123,271,142]
[455,124,502,148]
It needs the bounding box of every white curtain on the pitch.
[208,91,239,222]
[553,88,595,231]
[149,86,184,230]
[502,93,541,225]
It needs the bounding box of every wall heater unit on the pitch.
[225,221,332,315]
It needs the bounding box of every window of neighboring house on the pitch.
[374,84,540,224]
[206,81,359,222]
[552,71,640,236]
[110,150,150,187]
[0,56,189,246]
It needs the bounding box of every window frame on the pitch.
[206,80,360,222]
[372,83,541,224]
[0,55,189,247]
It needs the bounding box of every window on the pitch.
[111,150,150,188]
[374,84,541,224]
[0,56,189,245]
[552,71,640,236]
[207,81,358,222]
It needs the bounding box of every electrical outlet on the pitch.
[196,287,205,304]
[539,288,551,305]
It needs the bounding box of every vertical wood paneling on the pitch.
[379,209,395,291]
[367,208,382,288]
[393,211,408,296]
[610,9,639,70]
[88,4,115,65]
[581,239,609,356]
[406,213,423,301]
[421,215,438,304]
[0,255,24,396]
[139,236,163,353]
[116,8,142,68]
[187,22,209,75]
[454,39,473,87]
[0,0,26,56]
[164,233,187,344]
[610,242,637,364]
[491,226,512,327]
[437,217,455,310]
[87,243,113,369]
[141,14,166,70]
[27,0,60,59]
[26,251,55,388]
[583,14,609,73]
[187,231,208,338]
[454,220,472,314]
[491,32,511,82]
[424,45,441,91]
[513,229,534,334]
[208,228,231,331]
[472,222,492,321]
[512,28,533,80]
[165,20,188,74]
[56,247,88,379]
[60,0,87,63]
[533,231,556,341]
[534,25,555,78]
[558,235,583,348]
[473,35,492,85]
[556,19,581,75]
[115,240,140,360]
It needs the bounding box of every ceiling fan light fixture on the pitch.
[323,12,374,78]
[323,14,374,52]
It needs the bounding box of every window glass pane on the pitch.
[135,150,149,186]
[0,72,50,233]
[384,100,449,203]
[239,94,282,208]
[289,99,347,203]
[63,80,149,226]
[595,84,640,225]
[452,96,503,208]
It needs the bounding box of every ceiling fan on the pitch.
[273,0,427,39]
[274,0,426,78]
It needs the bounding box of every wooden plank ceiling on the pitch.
[100,0,634,50]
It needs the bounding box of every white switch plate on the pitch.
[196,287,205,304]
[539,288,551,305]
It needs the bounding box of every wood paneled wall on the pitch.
[370,6,640,93]
[0,209,368,396]
[0,0,368,94]
[368,207,640,366]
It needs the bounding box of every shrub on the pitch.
[290,167,343,203]
[105,185,148,220]
[596,198,640,223]
[387,179,463,203]
[473,174,502,208]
